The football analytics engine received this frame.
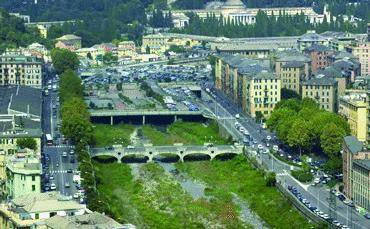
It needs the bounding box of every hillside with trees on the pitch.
[0,8,51,52]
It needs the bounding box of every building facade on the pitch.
[279,61,305,94]
[342,136,370,212]
[5,151,41,199]
[346,42,370,76]
[339,93,367,143]
[215,55,281,118]
[55,34,82,51]
[0,55,43,88]
[304,44,333,73]
[301,77,338,112]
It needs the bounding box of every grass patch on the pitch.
[176,156,314,229]
[142,121,232,146]
[93,124,135,147]
[93,161,251,228]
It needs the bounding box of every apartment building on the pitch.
[0,55,42,88]
[304,44,333,73]
[215,54,281,118]
[342,136,370,212]
[279,61,305,94]
[339,92,367,142]
[297,30,328,51]
[346,42,370,76]
[301,77,338,112]
[274,50,311,80]
[118,41,137,58]
[5,150,41,199]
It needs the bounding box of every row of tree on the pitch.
[173,10,367,38]
[53,49,111,213]
[266,98,350,174]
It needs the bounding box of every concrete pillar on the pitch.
[179,156,184,162]
[174,115,177,122]
[142,115,145,125]
[147,155,153,162]
[110,116,113,125]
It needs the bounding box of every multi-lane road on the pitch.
[41,75,80,199]
[200,86,369,228]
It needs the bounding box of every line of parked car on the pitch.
[288,185,350,228]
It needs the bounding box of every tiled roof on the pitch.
[302,76,337,86]
[353,160,370,170]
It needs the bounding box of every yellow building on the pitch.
[215,55,281,118]
[117,41,137,58]
[36,25,47,38]
[346,42,370,76]
[301,77,338,112]
[339,93,367,142]
[279,61,306,94]
[274,50,311,80]
[75,47,100,60]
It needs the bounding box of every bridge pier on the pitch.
[142,115,146,125]
[110,116,114,125]
[174,115,177,122]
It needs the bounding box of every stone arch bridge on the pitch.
[89,144,243,163]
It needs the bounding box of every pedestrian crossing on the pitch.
[45,145,74,149]
[49,170,78,174]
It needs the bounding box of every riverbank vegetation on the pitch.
[176,156,313,228]
[142,120,232,145]
[92,161,250,228]
[93,124,135,147]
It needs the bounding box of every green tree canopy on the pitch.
[59,69,83,103]
[51,48,80,74]
[287,118,312,156]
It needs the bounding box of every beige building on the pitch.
[342,136,370,211]
[0,192,86,228]
[274,50,311,80]
[55,34,82,51]
[339,92,368,143]
[167,0,328,28]
[215,55,281,118]
[301,77,338,112]
[346,42,370,76]
[279,61,306,94]
[0,55,43,88]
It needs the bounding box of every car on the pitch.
[338,194,345,201]
[364,213,370,219]
[49,175,54,180]
[73,193,80,199]
[67,169,73,173]
[235,114,240,119]
[341,225,349,229]
[70,150,74,155]
[332,221,341,227]
[70,158,75,163]
[257,144,263,150]
[65,182,70,188]
[62,152,67,157]
[314,178,320,185]
[127,145,135,149]
[56,163,59,167]
[50,183,56,190]
[266,135,271,141]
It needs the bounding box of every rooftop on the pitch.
[275,49,310,62]
[0,55,42,64]
[298,30,327,42]
[282,61,306,68]
[353,159,370,170]
[344,136,364,153]
[6,153,41,175]
[302,76,337,86]
[305,44,331,52]
[219,54,268,75]
[56,34,81,41]
[10,192,86,214]
[43,211,129,229]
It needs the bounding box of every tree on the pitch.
[265,172,276,187]
[255,111,264,123]
[103,52,118,64]
[59,69,83,103]
[51,48,80,74]
[320,123,346,157]
[116,83,122,91]
[86,52,93,60]
[287,118,311,156]
[145,45,151,54]
[17,138,37,151]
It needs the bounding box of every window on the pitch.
[32,175,35,181]
[32,185,35,191]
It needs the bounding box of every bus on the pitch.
[45,134,53,146]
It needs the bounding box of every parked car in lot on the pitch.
[50,183,56,190]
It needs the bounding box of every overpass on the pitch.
[89,109,216,125]
[89,144,243,163]
[25,20,81,29]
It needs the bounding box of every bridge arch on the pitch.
[213,152,239,161]
[121,154,150,163]
[153,153,180,163]
[183,153,211,162]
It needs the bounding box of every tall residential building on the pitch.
[118,41,137,58]
[0,192,86,228]
[279,61,305,94]
[274,50,311,80]
[342,136,370,212]
[367,23,370,42]
[0,55,42,88]
[215,55,281,118]
[5,150,41,199]
[301,77,338,112]
[346,42,370,76]
[339,92,367,142]
[304,44,333,73]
